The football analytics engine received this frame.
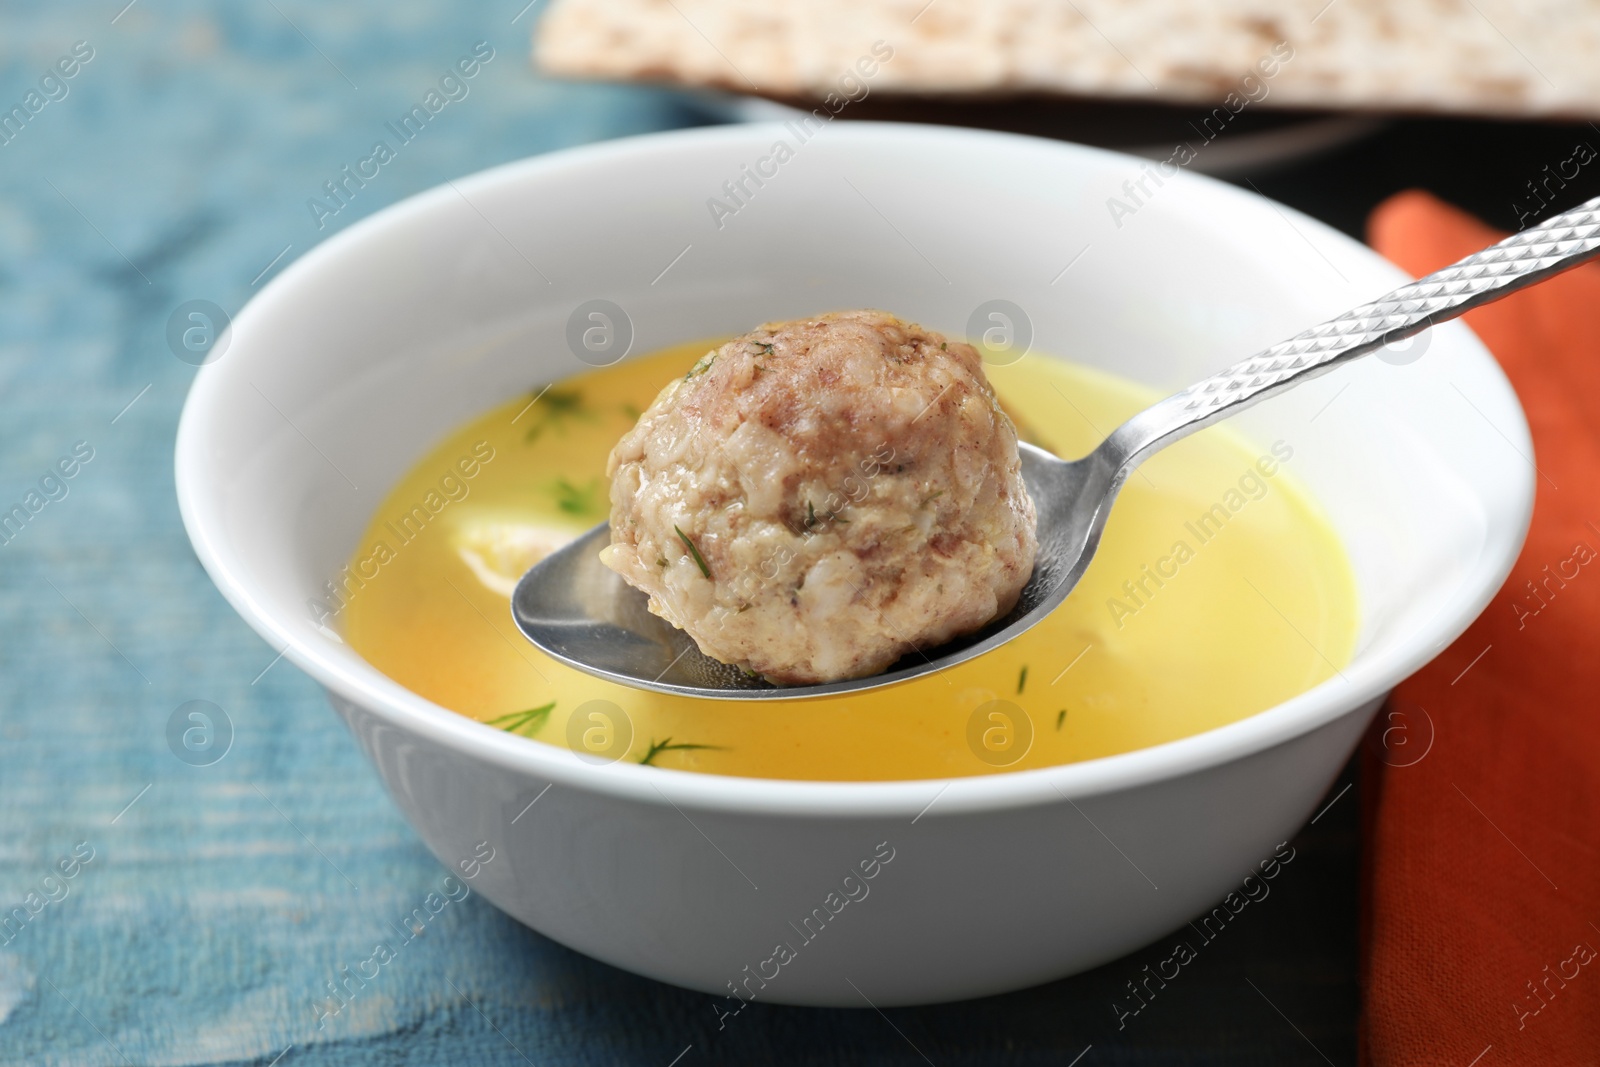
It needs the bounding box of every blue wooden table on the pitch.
[0,3,1357,1063]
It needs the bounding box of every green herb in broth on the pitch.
[639,737,725,767]
[487,702,555,738]
[549,477,603,518]
[522,387,591,443]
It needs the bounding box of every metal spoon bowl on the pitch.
[512,196,1600,700]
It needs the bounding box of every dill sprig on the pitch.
[674,525,711,578]
[802,500,849,530]
[684,352,717,380]
[639,736,725,766]
[551,477,603,517]
[486,702,556,738]
[524,388,591,443]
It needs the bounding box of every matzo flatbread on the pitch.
[535,0,1600,118]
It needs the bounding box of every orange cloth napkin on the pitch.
[1362,191,1600,1064]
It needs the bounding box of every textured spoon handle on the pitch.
[1104,194,1600,472]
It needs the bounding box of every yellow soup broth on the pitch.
[341,340,1358,781]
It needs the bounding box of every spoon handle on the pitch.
[1102,194,1600,474]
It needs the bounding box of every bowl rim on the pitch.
[175,121,1534,818]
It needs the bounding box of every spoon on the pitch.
[513,195,1600,700]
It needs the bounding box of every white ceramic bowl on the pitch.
[175,123,1533,1007]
